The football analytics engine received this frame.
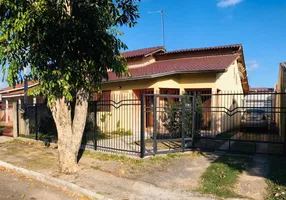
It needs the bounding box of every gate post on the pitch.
[191,92,197,148]
[93,101,98,151]
[12,102,18,138]
[140,94,145,158]
[153,95,158,155]
[181,96,186,152]
[35,104,38,140]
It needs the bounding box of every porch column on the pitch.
[5,99,8,123]
[153,85,159,135]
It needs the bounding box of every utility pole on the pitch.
[148,10,165,47]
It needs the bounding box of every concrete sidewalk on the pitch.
[0,137,216,200]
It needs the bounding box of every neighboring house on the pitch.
[246,88,275,121]
[97,44,250,135]
[276,62,286,136]
[0,81,41,124]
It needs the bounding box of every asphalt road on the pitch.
[0,169,79,200]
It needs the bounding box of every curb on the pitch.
[0,160,112,200]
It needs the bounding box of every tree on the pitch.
[0,0,140,173]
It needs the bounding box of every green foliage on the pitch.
[161,95,203,138]
[0,0,140,104]
[113,120,132,136]
[100,113,112,123]
[200,155,252,198]
[266,157,286,200]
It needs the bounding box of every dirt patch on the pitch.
[126,153,218,190]
[0,139,58,174]
[0,136,13,143]
[235,155,269,200]
[77,150,218,190]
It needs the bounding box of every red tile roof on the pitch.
[108,54,239,81]
[160,44,242,55]
[122,46,165,58]
[0,81,39,94]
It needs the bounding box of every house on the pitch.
[0,44,250,137]
[276,62,286,136]
[96,44,250,135]
[0,81,41,125]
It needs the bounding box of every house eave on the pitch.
[103,69,226,84]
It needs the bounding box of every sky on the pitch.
[119,0,286,88]
[0,0,285,89]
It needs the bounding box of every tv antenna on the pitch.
[148,10,165,47]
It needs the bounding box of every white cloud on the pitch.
[217,0,243,8]
[247,60,259,71]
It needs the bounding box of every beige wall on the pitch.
[102,73,217,94]
[215,60,244,133]
[276,64,286,136]
[216,60,243,92]
[99,73,217,134]
[98,62,244,135]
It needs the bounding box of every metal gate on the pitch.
[142,91,286,156]
[193,91,286,155]
[83,93,142,156]
[141,94,197,156]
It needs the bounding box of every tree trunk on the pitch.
[51,89,88,174]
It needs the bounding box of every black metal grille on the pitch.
[193,91,286,155]
[83,93,142,156]
[16,90,286,157]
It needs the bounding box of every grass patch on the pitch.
[82,150,143,164]
[4,138,36,145]
[19,133,57,143]
[199,154,252,198]
[266,157,286,200]
[82,149,198,168]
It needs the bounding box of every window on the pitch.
[93,90,111,112]
[159,88,180,102]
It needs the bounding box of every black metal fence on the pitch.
[83,93,142,156]
[17,103,57,143]
[16,90,286,157]
[193,91,286,155]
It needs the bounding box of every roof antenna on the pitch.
[148,10,165,48]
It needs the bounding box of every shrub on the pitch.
[161,95,203,139]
